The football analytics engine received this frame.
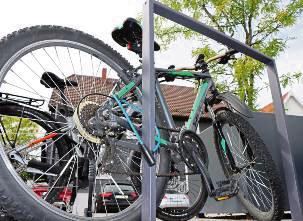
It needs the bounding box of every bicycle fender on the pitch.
[217,92,253,118]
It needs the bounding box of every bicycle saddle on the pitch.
[40,72,78,89]
[112,18,160,55]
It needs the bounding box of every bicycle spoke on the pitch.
[238,168,272,211]
[104,178,122,213]
[53,47,82,98]
[224,126,248,166]
[66,47,82,98]
[117,154,141,194]
[44,155,76,200]
[33,140,80,183]
[246,170,271,210]
[19,58,73,108]
[0,113,68,125]
[61,154,77,202]
[30,51,75,109]
[116,148,141,168]
[248,169,272,207]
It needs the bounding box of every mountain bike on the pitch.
[0,18,283,221]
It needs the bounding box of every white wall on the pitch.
[284,97,303,116]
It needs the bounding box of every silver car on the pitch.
[159,189,190,212]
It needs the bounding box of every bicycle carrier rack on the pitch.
[0,92,45,107]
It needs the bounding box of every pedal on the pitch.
[212,179,239,201]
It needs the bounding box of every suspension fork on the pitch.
[206,104,239,172]
[184,104,239,200]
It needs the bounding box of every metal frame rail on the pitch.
[141,0,303,220]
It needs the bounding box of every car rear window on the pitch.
[103,184,134,193]
[166,189,179,194]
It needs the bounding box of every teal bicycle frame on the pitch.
[111,69,213,148]
[108,67,244,195]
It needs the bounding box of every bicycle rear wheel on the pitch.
[0,25,170,221]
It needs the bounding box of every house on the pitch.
[260,86,303,116]
[48,72,217,197]
[49,73,199,126]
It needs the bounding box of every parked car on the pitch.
[159,189,190,212]
[95,183,138,213]
[32,184,72,211]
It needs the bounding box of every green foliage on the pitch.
[1,116,40,181]
[280,71,303,88]
[156,0,303,108]
[1,116,39,146]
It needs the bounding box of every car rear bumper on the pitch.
[96,200,134,213]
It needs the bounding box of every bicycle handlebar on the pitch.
[171,49,239,71]
[206,49,238,63]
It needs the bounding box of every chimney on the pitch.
[102,68,107,80]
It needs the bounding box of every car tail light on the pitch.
[32,185,48,197]
[58,187,72,203]
[99,192,113,198]
[130,192,138,200]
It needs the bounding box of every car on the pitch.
[159,189,190,212]
[32,184,72,211]
[95,183,138,213]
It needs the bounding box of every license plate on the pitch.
[116,195,128,199]
[169,198,182,202]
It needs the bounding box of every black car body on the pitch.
[95,183,138,213]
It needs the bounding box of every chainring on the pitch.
[178,130,209,172]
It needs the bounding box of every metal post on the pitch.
[141,1,303,220]
[142,0,156,221]
[267,61,303,220]
[143,0,303,221]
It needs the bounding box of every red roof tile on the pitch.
[50,76,197,118]
[259,92,288,113]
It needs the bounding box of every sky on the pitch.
[0,0,302,108]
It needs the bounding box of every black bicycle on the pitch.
[0,18,283,221]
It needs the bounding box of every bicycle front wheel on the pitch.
[214,110,283,221]
[0,26,170,221]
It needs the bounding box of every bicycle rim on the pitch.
[0,29,169,220]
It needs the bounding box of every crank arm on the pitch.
[192,152,214,194]
[192,153,238,200]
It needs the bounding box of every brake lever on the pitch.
[195,54,209,71]
[218,54,237,64]
[217,56,230,64]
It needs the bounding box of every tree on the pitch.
[1,116,39,147]
[155,0,303,109]
[0,116,40,180]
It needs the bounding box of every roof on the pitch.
[50,75,197,118]
[259,93,288,113]
[260,85,303,113]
